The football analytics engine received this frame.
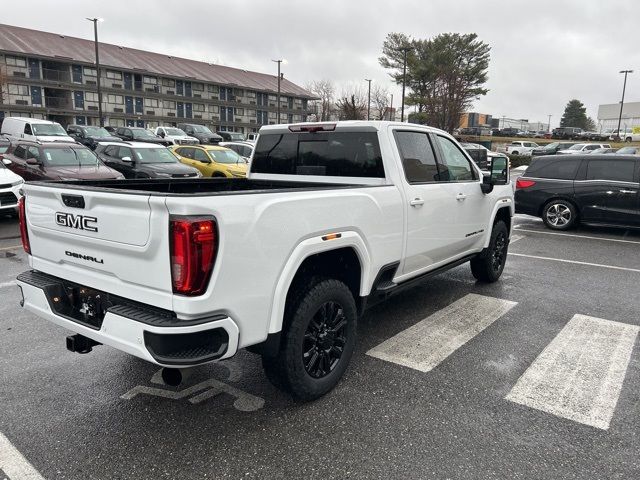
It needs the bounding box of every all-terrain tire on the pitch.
[470,220,509,283]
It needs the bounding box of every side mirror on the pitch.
[481,157,508,194]
[26,158,41,166]
[2,158,11,165]
[121,156,132,162]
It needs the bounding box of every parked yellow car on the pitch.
[171,145,248,178]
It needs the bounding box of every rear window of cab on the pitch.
[251,132,384,178]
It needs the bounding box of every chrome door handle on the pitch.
[410,198,425,207]
[619,189,636,194]
[456,193,467,201]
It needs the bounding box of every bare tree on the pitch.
[306,79,335,121]
[371,85,391,120]
[336,86,367,120]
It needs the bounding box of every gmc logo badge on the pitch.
[55,212,98,232]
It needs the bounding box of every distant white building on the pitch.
[597,102,640,130]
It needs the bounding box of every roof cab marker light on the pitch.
[322,233,342,241]
[288,124,336,133]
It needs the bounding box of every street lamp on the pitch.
[86,18,104,126]
[272,59,284,124]
[389,93,394,121]
[365,78,372,120]
[400,46,411,122]
[547,114,552,133]
[616,69,633,140]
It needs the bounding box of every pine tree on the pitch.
[560,99,589,129]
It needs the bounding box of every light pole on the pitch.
[400,46,411,122]
[272,59,283,124]
[86,17,104,126]
[389,93,394,121]
[365,78,372,120]
[547,114,552,133]
[616,69,633,140]
[501,115,506,129]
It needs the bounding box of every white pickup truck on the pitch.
[16,121,514,401]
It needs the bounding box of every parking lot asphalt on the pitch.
[1,214,639,480]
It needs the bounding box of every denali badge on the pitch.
[55,212,98,232]
[65,251,104,264]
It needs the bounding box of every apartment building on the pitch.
[0,24,314,134]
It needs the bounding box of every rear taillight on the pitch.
[288,123,336,133]
[18,196,30,254]
[170,216,217,296]
[516,178,536,189]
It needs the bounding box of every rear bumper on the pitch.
[17,270,239,367]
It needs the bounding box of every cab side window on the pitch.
[24,124,33,135]
[117,146,133,160]
[435,136,477,182]
[13,145,27,159]
[194,149,209,162]
[178,147,194,159]
[394,131,439,183]
[26,146,40,160]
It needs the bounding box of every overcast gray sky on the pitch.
[3,0,638,127]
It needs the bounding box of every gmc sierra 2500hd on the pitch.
[16,121,513,401]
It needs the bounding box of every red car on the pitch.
[3,141,124,181]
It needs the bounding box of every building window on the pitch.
[6,56,27,67]
[8,84,29,96]
[193,103,205,112]
[106,70,122,80]
[161,78,175,87]
[208,104,219,113]
[246,109,256,117]
[246,91,256,99]
[83,66,97,76]
[107,94,124,104]
[233,88,244,97]
[143,76,158,85]
[144,98,159,108]
[235,108,244,116]
[163,100,176,109]
[110,118,125,127]
[85,92,99,102]
[192,83,204,91]
[207,84,219,93]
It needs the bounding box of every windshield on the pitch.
[567,144,587,150]
[84,127,112,137]
[32,124,68,136]
[208,149,245,164]
[543,143,559,149]
[616,147,637,154]
[134,148,179,164]
[132,129,159,139]
[42,147,99,166]
[0,145,9,154]
[227,133,245,141]
[164,128,186,136]
[192,125,212,134]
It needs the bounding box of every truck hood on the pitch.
[167,135,198,141]
[0,166,23,184]
[45,164,123,180]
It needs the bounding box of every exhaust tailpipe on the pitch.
[161,367,192,387]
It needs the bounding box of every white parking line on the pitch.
[0,245,21,252]
[367,294,517,372]
[508,253,640,273]
[513,227,640,245]
[506,315,639,430]
[0,432,45,479]
[509,234,525,244]
[0,281,16,289]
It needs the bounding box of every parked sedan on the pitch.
[219,141,255,161]
[3,141,124,181]
[171,145,248,178]
[556,143,611,155]
[114,127,172,147]
[95,142,201,179]
[515,155,639,230]
[615,146,640,155]
[66,125,122,150]
[531,142,576,157]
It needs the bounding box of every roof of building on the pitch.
[0,23,314,99]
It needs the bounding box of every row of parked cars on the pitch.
[0,117,258,216]
[502,141,631,157]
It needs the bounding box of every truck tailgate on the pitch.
[23,184,173,309]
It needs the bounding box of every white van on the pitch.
[1,117,74,143]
